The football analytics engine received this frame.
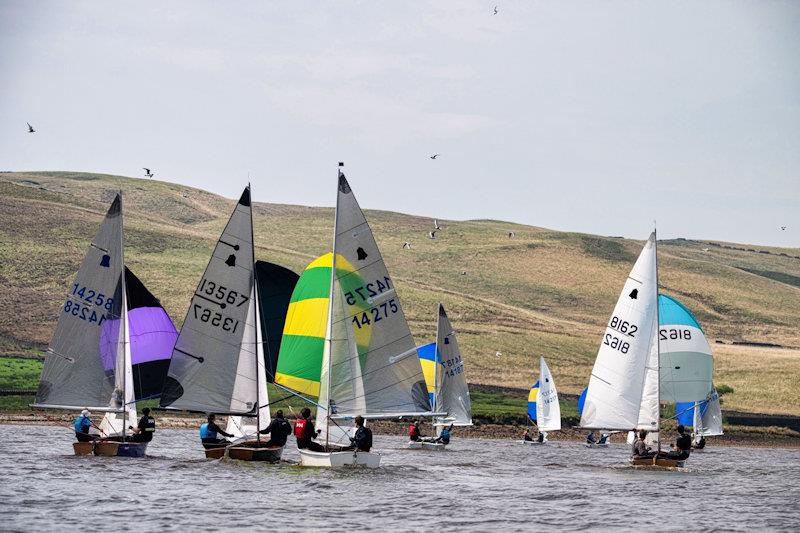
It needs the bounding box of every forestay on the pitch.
[658,294,713,402]
[324,173,431,419]
[536,357,561,432]
[161,187,258,415]
[35,195,127,411]
[580,232,659,431]
[434,305,472,426]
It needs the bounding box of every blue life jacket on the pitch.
[73,415,90,433]
[199,422,217,439]
[440,429,451,444]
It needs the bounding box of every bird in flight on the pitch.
[493,5,498,15]
[428,230,437,239]
[403,241,412,249]
[430,154,440,160]
[26,122,35,133]
[143,168,154,178]
[781,226,787,231]
[434,219,441,230]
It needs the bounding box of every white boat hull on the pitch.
[585,443,609,448]
[298,448,381,468]
[406,441,446,451]
[519,440,547,445]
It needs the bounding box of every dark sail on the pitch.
[254,260,300,382]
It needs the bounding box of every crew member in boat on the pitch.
[586,431,597,445]
[348,415,372,452]
[295,407,324,452]
[408,420,424,442]
[258,410,292,447]
[200,413,235,448]
[522,429,533,442]
[693,436,706,449]
[127,407,156,443]
[632,430,655,458]
[434,424,454,445]
[664,425,692,460]
[537,430,546,443]
[73,409,97,442]
[597,433,609,445]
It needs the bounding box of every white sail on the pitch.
[695,389,724,437]
[99,293,137,437]
[226,283,271,438]
[433,304,472,427]
[536,357,561,432]
[635,310,660,431]
[580,233,659,431]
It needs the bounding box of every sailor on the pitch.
[73,409,96,442]
[586,431,597,445]
[693,436,707,449]
[295,407,325,452]
[522,429,533,442]
[537,431,546,443]
[349,415,372,452]
[408,420,424,442]
[665,425,692,460]
[597,433,609,445]
[435,424,454,445]
[128,407,155,443]
[200,413,235,448]
[258,410,292,447]
[632,430,654,458]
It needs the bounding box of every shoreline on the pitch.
[4,412,799,449]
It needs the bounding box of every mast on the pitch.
[324,163,343,449]
[653,226,661,454]
[119,190,128,441]
[248,183,261,442]
[433,304,441,435]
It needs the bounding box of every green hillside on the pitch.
[1,171,799,416]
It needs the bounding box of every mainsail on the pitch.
[580,232,660,431]
[35,195,127,411]
[677,388,723,437]
[433,304,472,426]
[658,294,713,402]
[536,357,561,432]
[160,187,261,415]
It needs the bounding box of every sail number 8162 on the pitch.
[603,333,630,354]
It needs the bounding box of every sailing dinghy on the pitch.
[580,232,692,468]
[522,357,561,445]
[34,194,177,457]
[408,304,473,450]
[160,186,284,462]
[676,388,724,449]
[275,167,435,467]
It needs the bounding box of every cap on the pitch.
[81,409,91,417]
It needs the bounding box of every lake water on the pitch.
[1,424,798,531]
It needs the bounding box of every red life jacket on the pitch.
[295,418,308,439]
[408,424,419,438]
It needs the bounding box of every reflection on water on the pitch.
[0,425,798,531]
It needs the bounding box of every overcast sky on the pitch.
[1,1,797,247]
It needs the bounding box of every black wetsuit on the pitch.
[667,433,692,460]
[259,417,292,447]
[131,415,155,443]
[296,418,325,452]
[352,426,373,452]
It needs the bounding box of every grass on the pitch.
[1,171,799,416]
[0,358,42,390]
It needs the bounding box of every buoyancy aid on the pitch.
[408,424,419,438]
[294,418,308,439]
[199,422,217,439]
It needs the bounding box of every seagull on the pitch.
[428,230,437,239]
[493,5,498,15]
[434,219,441,230]
[781,226,787,231]
[460,270,467,275]
[143,168,154,178]
[430,154,440,160]
[495,350,502,358]
[27,122,35,133]
[403,241,412,249]
[508,231,515,238]
[702,248,710,253]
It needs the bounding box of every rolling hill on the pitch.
[1,171,799,416]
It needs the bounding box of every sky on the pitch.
[1,1,798,247]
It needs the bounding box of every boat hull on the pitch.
[630,456,686,468]
[298,448,381,468]
[73,442,94,455]
[204,446,227,459]
[227,440,284,462]
[585,443,609,448]
[93,441,148,457]
[520,440,547,445]
[407,441,446,451]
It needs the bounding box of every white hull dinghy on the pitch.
[299,448,381,468]
[407,440,446,451]
[523,357,561,446]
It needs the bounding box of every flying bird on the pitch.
[495,351,502,358]
[143,168,154,178]
[493,5,498,15]
[460,270,467,276]
[430,154,440,160]
[26,122,35,133]
[434,219,441,230]
[403,241,412,249]
[428,230,437,239]
[781,226,787,231]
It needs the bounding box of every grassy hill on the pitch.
[1,171,799,416]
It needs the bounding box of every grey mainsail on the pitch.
[160,187,258,414]
[35,195,126,410]
[434,304,472,426]
[325,172,431,418]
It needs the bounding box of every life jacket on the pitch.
[294,418,308,439]
[73,415,90,433]
[199,422,216,439]
[408,424,419,438]
[142,416,156,432]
